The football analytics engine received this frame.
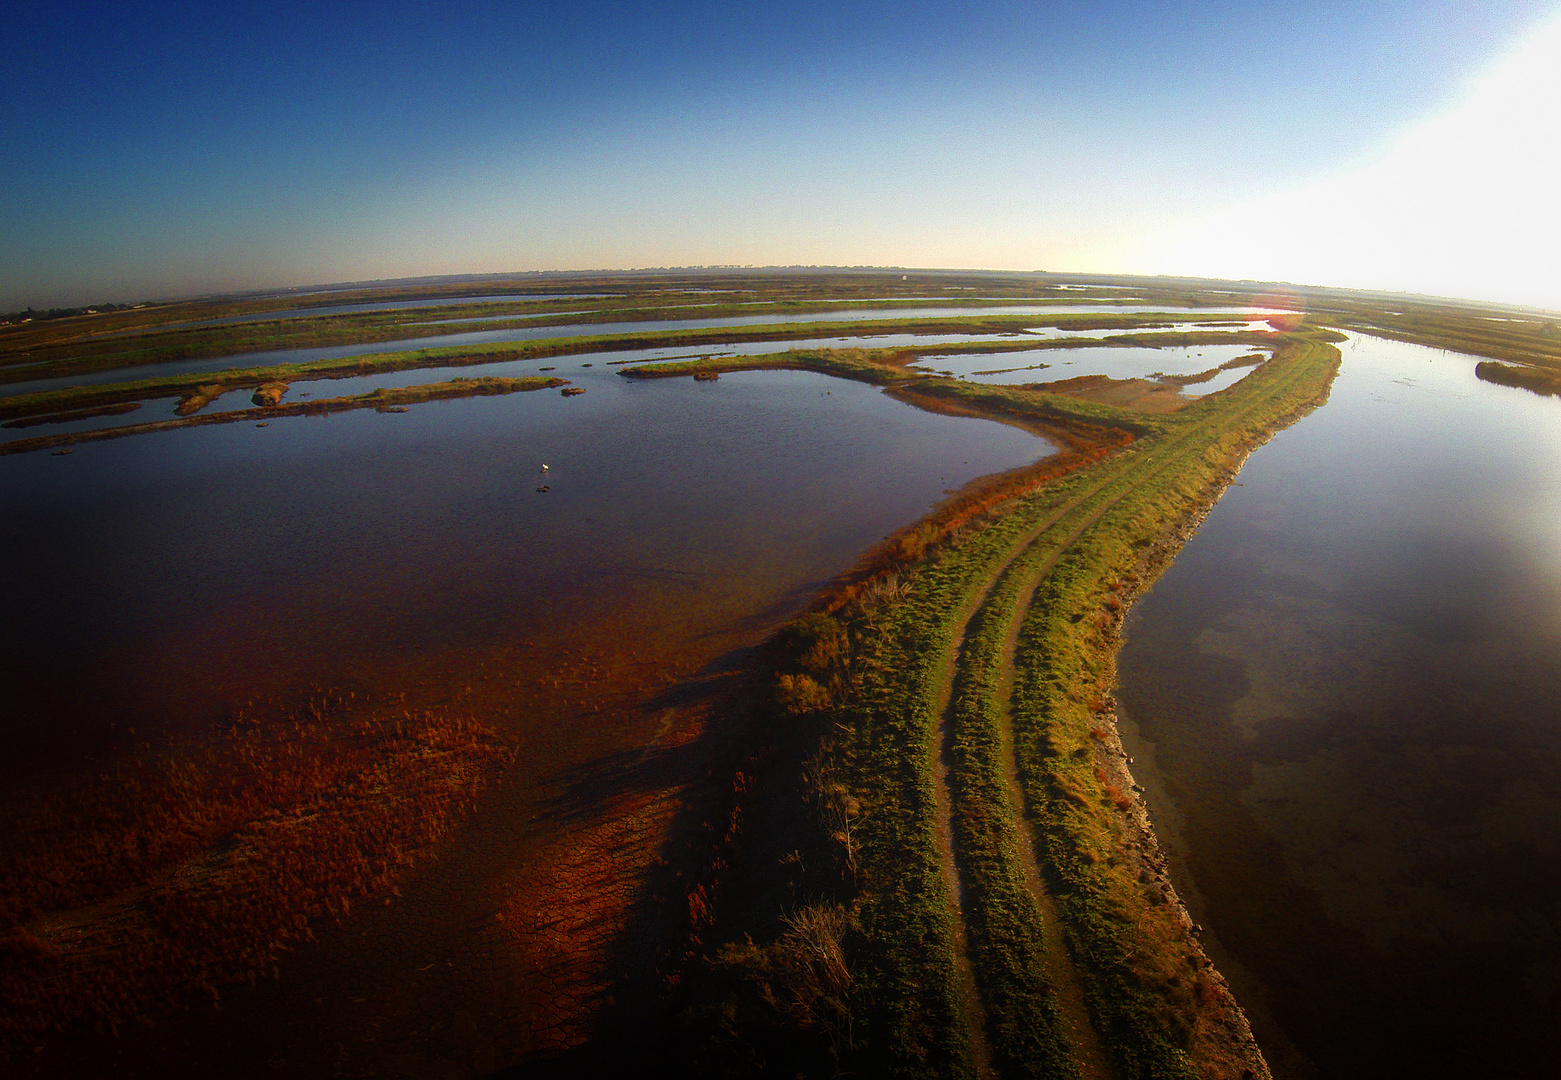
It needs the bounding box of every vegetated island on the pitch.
[0,283,1248,384]
[0,376,565,456]
[0,317,1274,453]
[0,309,1266,410]
[1473,358,1561,396]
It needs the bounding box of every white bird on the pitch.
[540,464,549,473]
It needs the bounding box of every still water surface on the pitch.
[1117,334,1561,1078]
[1,341,1059,1071]
[20,311,1551,1072]
[0,332,1029,437]
[152,294,621,330]
[914,343,1267,393]
[1,366,1050,764]
[0,305,1278,398]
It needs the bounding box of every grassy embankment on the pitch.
[0,317,1274,442]
[0,296,615,378]
[0,274,1236,373]
[0,299,1268,389]
[0,271,1157,353]
[1301,297,1561,373]
[657,331,1341,1078]
[0,375,565,456]
[1293,295,1561,397]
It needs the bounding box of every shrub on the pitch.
[776,673,832,715]
[775,613,849,677]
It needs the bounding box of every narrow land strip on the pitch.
[688,332,1339,1078]
[0,376,564,456]
[921,466,1172,1079]
[943,397,1242,1079]
[1002,343,1335,1079]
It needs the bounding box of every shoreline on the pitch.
[1101,443,1323,1080]
[667,333,1342,1077]
[0,375,565,455]
[8,268,1561,1075]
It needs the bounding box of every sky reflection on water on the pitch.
[1116,333,1561,1079]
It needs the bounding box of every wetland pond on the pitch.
[2,365,1051,770]
[90,294,623,334]
[14,293,1540,1074]
[1116,333,1561,1079]
[914,342,1267,394]
[0,362,1050,1073]
[0,332,1035,434]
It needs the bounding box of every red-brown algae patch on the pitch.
[0,697,510,1056]
[491,694,708,1059]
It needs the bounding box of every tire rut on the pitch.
[931,356,1314,1076]
[926,466,1138,1078]
[989,539,1115,1080]
[965,359,1320,1075]
[969,469,1161,1079]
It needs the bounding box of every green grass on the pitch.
[0,322,1276,429]
[1001,339,1339,1079]
[1310,302,1561,371]
[685,332,1339,1079]
[9,270,1548,1075]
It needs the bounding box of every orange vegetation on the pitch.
[491,701,720,1056]
[1027,373,1193,413]
[174,384,226,416]
[0,697,511,1052]
[493,784,685,1054]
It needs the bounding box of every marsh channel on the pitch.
[1116,332,1561,1078]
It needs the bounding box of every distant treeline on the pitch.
[0,301,149,324]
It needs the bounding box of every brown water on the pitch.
[1,364,1050,1074]
[1116,334,1561,1078]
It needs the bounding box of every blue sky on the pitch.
[4,0,1558,308]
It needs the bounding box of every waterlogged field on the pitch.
[2,270,1557,1078]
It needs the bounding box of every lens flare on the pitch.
[1135,14,1561,308]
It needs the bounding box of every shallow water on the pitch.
[1,305,1279,398]
[0,316,1064,1074]
[0,331,1033,442]
[146,293,621,331]
[0,366,1050,764]
[0,327,1022,401]
[913,342,1268,394]
[408,302,1281,330]
[1116,333,1561,1078]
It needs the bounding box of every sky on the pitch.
[3,0,1559,310]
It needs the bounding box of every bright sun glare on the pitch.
[1135,14,1561,309]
